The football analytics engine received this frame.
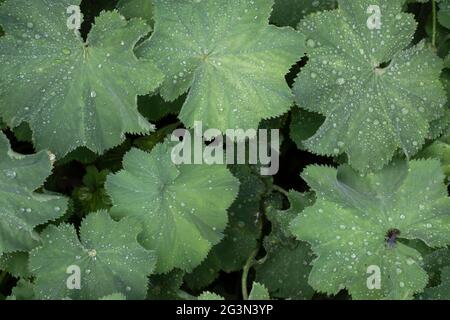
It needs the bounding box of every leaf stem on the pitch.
[241,208,265,300]
[432,0,437,48]
[272,185,289,197]
[241,246,258,300]
[177,290,197,300]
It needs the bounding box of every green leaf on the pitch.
[147,269,185,300]
[293,0,447,172]
[117,0,154,26]
[270,0,337,27]
[72,166,112,215]
[12,122,32,143]
[439,0,450,29]
[29,211,156,300]
[106,140,240,273]
[289,107,324,150]
[0,252,31,278]
[185,165,265,290]
[290,160,450,299]
[417,129,450,181]
[0,133,67,255]
[248,282,270,300]
[100,293,127,300]
[419,266,450,299]
[0,1,163,157]
[423,248,450,287]
[138,0,304,132]
[138,94,183,123]
[6,279,35,300]
[256,191,315,300]
[198,291,224,300]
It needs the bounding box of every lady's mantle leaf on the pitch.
[185,165,264,290]
[138,0,304,131]
[248,282,270,300]
[0,0,163,157]
[290,160,450,299]
[419,266,450,300]
[105,140,240,273]
[439,0,450,30]
[6,279,35,300]
[29,211,156,300]
[293,0,446,172]
[198,291,224,300]
[100,293,127,300]
[0,133,67,255]
[0,252,31,278]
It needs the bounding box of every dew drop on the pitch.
[3,169,17,179]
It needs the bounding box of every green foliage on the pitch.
[290,160,450,299]
[0,0,163,157]
[105,140,240,273]
[138,0,305,132]
[117,0,154,26]
[271,0,337,27]
[248,282,270,300]
[0,0,449,302]
[30,211,156,299]
[256,191,315,299]
[185,165,265,290]
[293,0,446,172]
[0,133,67,255]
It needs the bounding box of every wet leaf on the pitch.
[0,1,163,157]
[291,159,450,299]
[0,133,67,255]
[29,211,156,300]
[138,0,304,132]
[294,0,447,172]
[105,140,240,273]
